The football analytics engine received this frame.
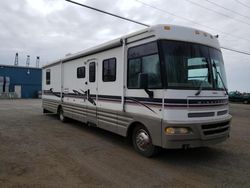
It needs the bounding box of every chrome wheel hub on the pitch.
[60,111,64,121]
[136,129,151,151]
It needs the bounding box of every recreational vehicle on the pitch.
[42,25,231,157]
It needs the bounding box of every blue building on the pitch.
[0,64,42,98]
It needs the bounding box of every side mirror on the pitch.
[138,73,148,89]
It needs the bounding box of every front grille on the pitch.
[188,112,215,118]
[217,110,228,116]
[201,121,230,136]
[203,127,229,135]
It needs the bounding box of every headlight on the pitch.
[165,127,191,135]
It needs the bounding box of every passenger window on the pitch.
[103,58,116,82]
[77,66,85,78]
[89,62,95,82]
[142,54,161,88]
[46,69,50,85]
[128,58,141,88]
[127,42,162,89]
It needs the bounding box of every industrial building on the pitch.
[0,64,42,98]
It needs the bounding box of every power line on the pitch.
[136,0,250,42]
[65,0,250,56]
[234,0,250,9]
[186,0,250,27]
[204,0,250,20]
[65,0,149,27]
[221,46,250,56]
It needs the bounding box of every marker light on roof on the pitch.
[195,30,200,35]
[164,26,171,30]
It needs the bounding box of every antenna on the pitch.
[36,56,40,68]
[26,55,30,67]
[14,53,18,66]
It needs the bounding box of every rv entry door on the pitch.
[85,60,98,125]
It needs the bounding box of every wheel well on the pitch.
[127,121,145,143]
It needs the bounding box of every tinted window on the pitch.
[46,69,50,85]
[127,42,162,89]
[160,40,213,89]
[89,62,95,82]
[103,58,116,82]
[128,42,158,59]
[128,58,141,88]
[160,40,228,90]
[77,66,85,78]
[209,48,227,89]
[188,58,209,81]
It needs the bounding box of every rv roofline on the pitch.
[42,27,152,69]
[42,24,219,69]
[42,38,123,69]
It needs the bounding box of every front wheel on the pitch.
[243,100,248,104]
[58,107,67,122]
[132,125,159,157]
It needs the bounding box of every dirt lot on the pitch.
[0,99,249,188]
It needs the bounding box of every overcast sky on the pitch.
[0,0,250,91]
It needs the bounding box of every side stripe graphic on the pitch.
[43,90,228,108]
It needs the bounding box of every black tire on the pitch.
[243,100,248,104]
[43,109,50,113]
[132,124,159,157]
[58,107,67,122]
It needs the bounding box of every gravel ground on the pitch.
[0,99,249,188]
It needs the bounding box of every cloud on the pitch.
[0,0,249,91]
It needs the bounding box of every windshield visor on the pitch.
[160,40,227,90]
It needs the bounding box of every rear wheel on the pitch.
[132,124,159,157]
[58,107,66,122]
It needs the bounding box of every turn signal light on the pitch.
[165,127,190,135]
[165,127,175,134]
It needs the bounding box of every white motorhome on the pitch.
[42,24,231,157]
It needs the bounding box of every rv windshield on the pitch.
[160,40,227,90]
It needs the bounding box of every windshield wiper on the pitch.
[195,76,207,96]
[212,61,228,95]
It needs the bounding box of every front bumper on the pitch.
[161,115,232,149]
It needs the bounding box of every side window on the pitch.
[128,58,141,88]
[46,69,51,85]
[103,58,116,82]
[77,66,85,78]
[127,42,162,89]
[89,62,95,82]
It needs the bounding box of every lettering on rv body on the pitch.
[73,89,96,106]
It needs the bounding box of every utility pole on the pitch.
[14,53,18,66]
[26,55,30,67]
[36,56,40,68]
